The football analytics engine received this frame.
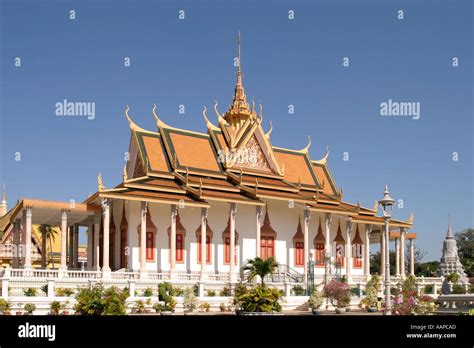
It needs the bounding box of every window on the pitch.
[315,243,325,267]
[353,244,363,268]
[260,236,274,260]
[295,241,304,266]
[146,231,154,261]
[335,243,345,267]
[224,236,238,264]
[197,235,211,263]
[176,233,184,262]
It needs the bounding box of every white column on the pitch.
[324,213,332,279]
[400,227,406,277]
[12,219,21,268]
[409,238,415,275]
[140,202,148,277]
[200,207,208,279]
[87,218,94,270]
[60,210,68,270]
[170,205,177,276]
[24,207,33,270]
[364,224,372,278]
[395,237,400,276]
[68,226,74,268]
[93,214,101,271]
[303,208,311,283]
[102,200,111,274]
[380,233,385,276]
[345,218,353,282]
[256,206,263,258]
[229,203,237,283]
[73,224,79,269]
[41,224,47,269]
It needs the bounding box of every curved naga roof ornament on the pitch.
[152,103,172,129]
[315,146,330,165]
[265,120,273,140]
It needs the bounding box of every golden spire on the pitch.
[0,182,7,216]
[98,173,105,192]
[225,32,251,126]
[123,164,128,182]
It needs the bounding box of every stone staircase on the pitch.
[293,302,309,311]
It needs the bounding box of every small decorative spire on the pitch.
[447,213,453,238]
[0,182,7,216]
[98,173,105,192]
[123,165,128,181]
[373,200,379,212]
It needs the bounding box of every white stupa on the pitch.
[437,216,469,284]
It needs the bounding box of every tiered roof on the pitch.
[84,34,413,232]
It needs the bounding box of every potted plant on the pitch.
[308,289,323,315]
[323,280,350,314]
[183,287,198,314]
[158,282,176,315]
[23,288,37,297]
[134,300,145,314]
[0,299,12,315]
[199,302,211,312]
[50,301,61,315]
[61,301,70,315]
[15,303,23,316]
[219,303,226,312]
[24,303,36,315]
[359,275,380,312]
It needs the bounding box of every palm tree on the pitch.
[241,256,278,287]
[40,225,57,269]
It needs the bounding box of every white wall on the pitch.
[116,198,369,276]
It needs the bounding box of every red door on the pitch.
[120,228,127,268]
[260,237,274,260]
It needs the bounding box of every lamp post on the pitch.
[307,253,315,295]
[379,185,395,315]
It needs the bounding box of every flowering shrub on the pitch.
[392,276,437,315]
[359,274,381,309]
[308,289,323,310]
[324,280,350,308]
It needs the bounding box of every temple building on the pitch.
[0,35,417,285]
[437,217,469,284]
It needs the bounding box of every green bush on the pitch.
[234,285,282,313]
[41,284,48,295]
[50,301,61,315]
[0,299,12,313]
[23,288,37,297]
[134,300,145,314]
[424,285,433,294]
[199,302,211,312]
[292,285,305,296]
[219,287,231,297]
[57,288,75,297]
[447,273,460,284]
[206,289,216,297]
[157,282,176,312]
[452,285,466,294]
[24,303,36,314]
[174,287,184,296]
[143,288,153,297]
[74,285,127,315]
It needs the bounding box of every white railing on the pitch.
[110,271,139,280]
[147,272,170,281]
[176,272,200,281]
[207,274,230,282]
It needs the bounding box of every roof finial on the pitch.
[0,182,7,216]
[237,30,241,79]
[98,173,105,192]
[123,164,128,181]
[447,213,453,238]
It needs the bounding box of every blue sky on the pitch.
[0,0,472,260]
